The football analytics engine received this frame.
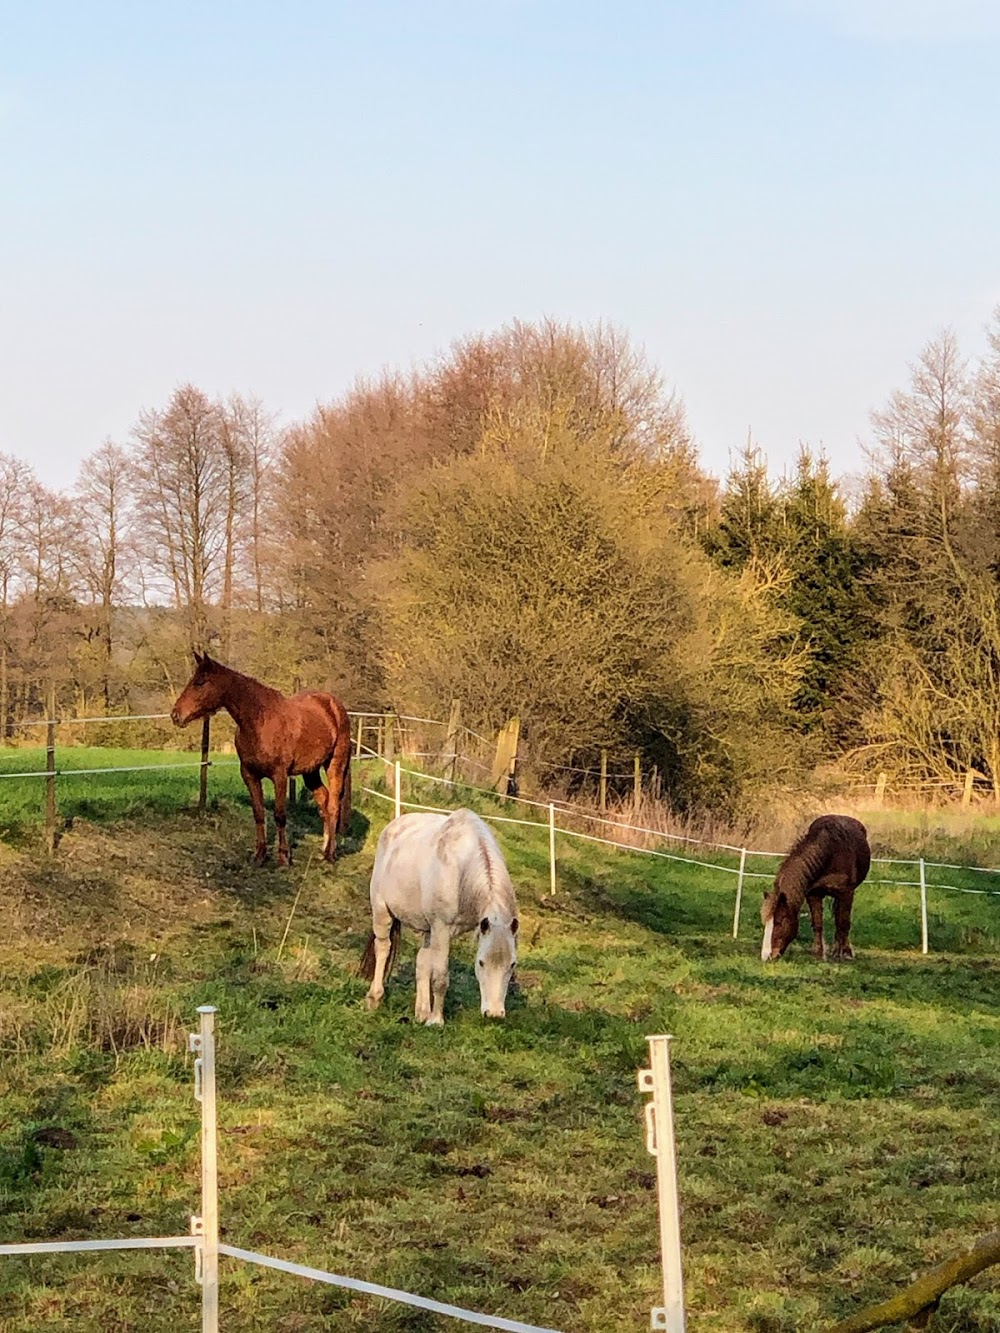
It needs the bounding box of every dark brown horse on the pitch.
[170,654,352,867]
[760,815,870,962]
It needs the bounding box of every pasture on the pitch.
[2,759,1000,1331]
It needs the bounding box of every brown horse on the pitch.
[760,815,870,962]
[170,653,352,867]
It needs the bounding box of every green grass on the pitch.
[1,758,1000,1330]
[0,746,248,838]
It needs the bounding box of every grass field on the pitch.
[2,753,1000,1331]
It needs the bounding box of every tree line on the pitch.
[2,315,999,811]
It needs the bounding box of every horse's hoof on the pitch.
[253,852,268,865]
[424,1016,445,1028]
[364,995,382,1011]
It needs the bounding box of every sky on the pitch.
[2,0,999,489]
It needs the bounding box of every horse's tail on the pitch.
[337,749,353,834]
[358,916,401,981]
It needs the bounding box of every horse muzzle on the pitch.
[481,1006,506,1020]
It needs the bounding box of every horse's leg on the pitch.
[318,763,337,863]
[241,765,268,864]
[831,889,855,960]
[365,904,395,1010]
[808,894,826,959]
[426,926,450,1027]
[323,750,347,861]
[303,769,330,857]
[273,770,291,867]
[414,931,433,1023]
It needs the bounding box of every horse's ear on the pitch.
[193,650,204,666]
[510,917,519,936]
[480,917,490,935]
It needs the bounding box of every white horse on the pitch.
[359,809,519,1026]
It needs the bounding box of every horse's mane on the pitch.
[463,817,516,917]
[775,823,833,907]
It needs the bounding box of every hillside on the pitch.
[2,776,1000,1331]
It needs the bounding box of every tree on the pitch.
[376,409,805,809]
[73,441,133,710]
[132,385,228,652]
[0,453,30,737]
[703,439,781,570]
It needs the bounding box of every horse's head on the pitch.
[760,888,799,961]
[475,912,518,1019]
[171,652,225,727]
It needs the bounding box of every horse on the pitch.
[170,653,352,867]
[761,814,871,962]
[359,809,519,1026]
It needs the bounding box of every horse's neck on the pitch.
[217,669,282,732]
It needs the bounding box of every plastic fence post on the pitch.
[638,1035,686,1333]
[920,857,929,955]
[190,1006,219,1333]
[732,848,747,940]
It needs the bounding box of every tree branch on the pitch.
[827,1231,1000,1333]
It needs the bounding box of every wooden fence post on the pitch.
[198,716,211,813]
[962,769,974,807]
[384,715,396,764]
[549,802,556,897]
[491,717,520,794]
[600,750,608,813]
[874,771,887,807]
[633,752,642,810]
[445,699,462,783]
[45,686,57,855]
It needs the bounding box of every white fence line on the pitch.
[361,779,1000,954]
[377,756,1000,881]
[219,1246,563,1333]
[0,1237,199,1256]
[0,760,242,781]
[0,1007,566,1333]
[7,717,1000,906]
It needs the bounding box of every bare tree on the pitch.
[73,441,133,709]
[0,453,31,736]
[132,385,227,651]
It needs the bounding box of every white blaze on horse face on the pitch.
[476,918,517,1019]
[761,916,774,962]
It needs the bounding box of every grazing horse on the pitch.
[360,809,519,1026]
[170,653,352,867]
[761,814,871,962]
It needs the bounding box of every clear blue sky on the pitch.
[3,0,999,488]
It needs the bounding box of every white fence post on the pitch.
[638,1035,685,1333]
[920,857,929,955]
[190,1005,220,1333]
[732,848,747,940]
[548,803,556,897]
[394,760,402,820]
